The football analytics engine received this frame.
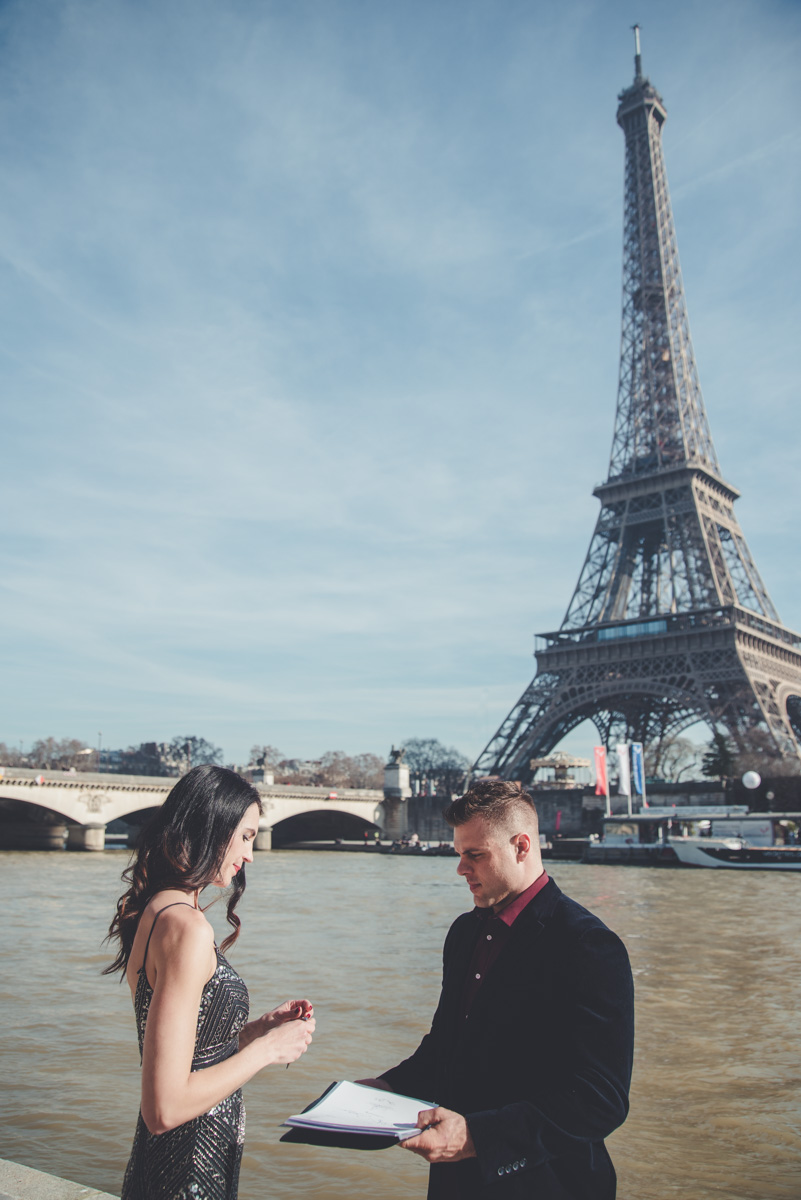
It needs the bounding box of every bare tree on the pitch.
[249,744,283,769]
[167,736,224,773]
[644,735,702,782]
[312,751,353,789]
[732,728,801,778]
[402,738,471,799]
[348,753,384,789]
[0,742,27,767]
[28,737,90,770]
[273,759,321,785]
[310,752,382,789]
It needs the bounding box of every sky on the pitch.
[1,0,799,768]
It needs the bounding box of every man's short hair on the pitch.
[444,778,539,835]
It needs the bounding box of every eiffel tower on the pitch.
[474,29,801,783]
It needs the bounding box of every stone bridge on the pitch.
[0,768,393,850]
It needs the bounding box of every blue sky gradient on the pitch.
[1,0,799,765]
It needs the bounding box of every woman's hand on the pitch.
[257,1013,316,1066]
[267,998,314,1026]
[239,999,314,1048]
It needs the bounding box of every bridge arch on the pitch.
[270,807,382,848]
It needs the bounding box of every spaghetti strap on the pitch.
[140,901,196,976]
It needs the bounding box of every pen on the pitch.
[400,1122,433,1140]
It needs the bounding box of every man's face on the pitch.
[454,816,524,911]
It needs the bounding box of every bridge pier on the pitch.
[254,823,272,851]
[380,798,409,841]
[381,749,412,840]
[66,823,106,851]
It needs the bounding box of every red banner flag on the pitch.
[594,746,610,816]
[594,746,608,797]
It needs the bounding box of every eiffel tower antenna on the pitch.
[632,23,642,81]
[474,32,801,782]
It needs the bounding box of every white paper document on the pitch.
[283,1081,434,1141]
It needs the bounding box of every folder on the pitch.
[280,1080,433,1151]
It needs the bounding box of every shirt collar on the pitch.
[489,870,549,926]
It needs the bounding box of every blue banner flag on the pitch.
[631,743,645,797]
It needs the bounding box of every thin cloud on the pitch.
[0,0,799,761]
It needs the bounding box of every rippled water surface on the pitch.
[0,850,799,1199]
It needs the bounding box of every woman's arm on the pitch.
[140,908,314,1134]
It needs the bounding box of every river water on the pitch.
[0,849,798,1199]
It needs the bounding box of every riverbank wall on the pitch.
[404,776,801,843]
[0,1157,118,1200]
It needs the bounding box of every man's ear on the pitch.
[514,832,531,860]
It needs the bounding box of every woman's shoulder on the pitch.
[144,896,214,955]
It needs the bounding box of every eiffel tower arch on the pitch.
[475,30,801,784]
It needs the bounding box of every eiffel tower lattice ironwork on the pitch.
[474,30,801,783]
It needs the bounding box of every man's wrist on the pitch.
[461,1115,477,1159]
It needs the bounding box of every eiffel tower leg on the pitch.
[723,673,801,760]
[474,621,801,784]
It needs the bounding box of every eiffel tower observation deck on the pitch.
[474,29,801,783]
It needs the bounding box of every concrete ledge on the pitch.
[0,1158,118,1200]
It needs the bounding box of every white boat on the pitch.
[585,806,801,870]
[667,810,801,870]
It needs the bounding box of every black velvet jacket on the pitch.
[380,878,634,1199]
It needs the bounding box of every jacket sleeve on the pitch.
[378,1024,439,1104]
[466,924,634,1186]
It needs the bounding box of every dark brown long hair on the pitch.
[104,765,263,976]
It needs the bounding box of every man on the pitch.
[360,778,634,1198]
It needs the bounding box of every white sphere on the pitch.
[742,771,761,790]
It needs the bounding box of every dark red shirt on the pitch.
[461,872,549,1019]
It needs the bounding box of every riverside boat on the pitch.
[585,806,801,870]
[379,838,457,856]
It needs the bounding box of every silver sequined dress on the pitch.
[122,908,250,1200]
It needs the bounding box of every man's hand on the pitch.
[400,1106,476,1162]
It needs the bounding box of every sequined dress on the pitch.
[122,903,250,1200]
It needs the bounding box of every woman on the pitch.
[105,765,315,1200]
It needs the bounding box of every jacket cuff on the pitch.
[466,1108,535,1186]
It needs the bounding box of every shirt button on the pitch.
[486,934,492,940]
[475,973,481,979]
